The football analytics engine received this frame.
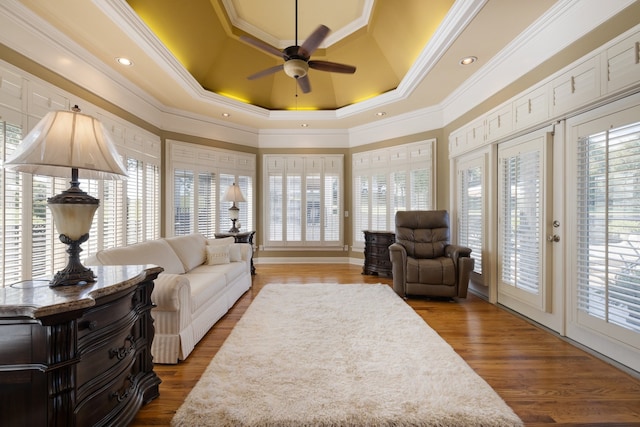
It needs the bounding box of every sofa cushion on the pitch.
[166,233,207,272]
[190,262,245,283]
[185,271,228,312]
[206,245,230,265]
[94,239,185,274]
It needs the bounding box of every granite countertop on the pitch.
[0,264,163,319]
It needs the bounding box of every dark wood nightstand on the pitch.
[362,230,395,277]
[215,230,256,274]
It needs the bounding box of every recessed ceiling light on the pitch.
[301,123,309,127]
[222,112,230,118]
[116,57,133,66]
[376,112,386,117]
[459,56,477,66]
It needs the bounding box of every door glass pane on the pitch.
[577,122,640,333]
[500,148,541,295]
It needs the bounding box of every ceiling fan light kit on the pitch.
[283,59,308,79]
[241,0,356,94]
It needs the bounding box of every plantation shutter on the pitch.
[237,175,253,232]
[126,158,143,244]
[410,168,431,210]
[498,133,550,312]
[174,169,194,236]
[198,172,216,238]
[287,173,302,242]
[390,171,407,216]
[371,173,387,230]
[354,174,368,244]
[264,155,343,248]
[306,173,320,241]
[0,120,23,284]
[145,163,160,240]
[324,172,340,242]
[458,163,483,275]
[576,121,640,333]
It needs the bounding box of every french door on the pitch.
[566,97,640,372]
[497,131,559,329]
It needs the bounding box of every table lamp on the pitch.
[223,182,246,233]
[4,106,127,286]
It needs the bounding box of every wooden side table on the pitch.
[362,230,395,277]
[215,230,256,275]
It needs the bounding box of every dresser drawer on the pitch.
[77,289,136,340]
[76,317,140,402]
[75,360,141,427]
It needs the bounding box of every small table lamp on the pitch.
[5,106,127,287]
[223,183,246,233]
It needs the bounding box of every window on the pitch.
[0,67,161,286]
[576,121,640,334]
[352,140,434,246]
[167,140,255,238]
[264,155,343,248]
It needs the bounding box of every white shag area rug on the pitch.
[172,283,523,427]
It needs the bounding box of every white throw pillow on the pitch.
[206,245,230,265]
[229,244,242,262]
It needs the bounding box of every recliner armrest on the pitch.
[445,244,472,260]
[389,242,408,297]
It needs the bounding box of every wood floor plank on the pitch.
[130,264,640,426]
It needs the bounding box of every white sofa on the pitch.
[85,233,252,364]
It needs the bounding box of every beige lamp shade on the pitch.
[223,182,246,203]
[4,109,127,179]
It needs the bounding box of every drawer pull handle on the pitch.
[109,335,135,360]
[111,374,137,403]
[79,320,98,331]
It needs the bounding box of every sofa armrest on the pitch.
[238,243,253,262]
[151,273,191,312]
[389,242,408,297]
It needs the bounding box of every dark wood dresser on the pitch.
[362,230,395,277]
[0,265,162,427]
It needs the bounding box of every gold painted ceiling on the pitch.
[126,0,454,111]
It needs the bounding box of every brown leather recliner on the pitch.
[389,210,474,299]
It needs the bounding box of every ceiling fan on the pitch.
[240,0,356,94]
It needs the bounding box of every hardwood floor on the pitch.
[131,264,640,426]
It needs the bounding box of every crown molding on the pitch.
[441,0,637,126]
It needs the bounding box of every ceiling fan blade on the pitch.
[308,60,356,74]
[297,75,311,93]
[299,25,330,58]
[240,35,284,58]
[247,64,284,80]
